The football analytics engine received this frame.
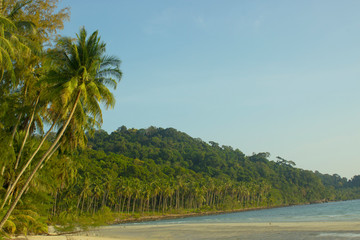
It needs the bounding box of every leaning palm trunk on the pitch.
[14,94,40,170]
[9,86,29,147]
[9,113,23,147]
[0,91,81,230]
[0,115,59,210]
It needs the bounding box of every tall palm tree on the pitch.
[0,27,122,230]
[0,1,35,145]
[0,0,34,82]
[0,13,17,80]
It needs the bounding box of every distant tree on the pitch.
[276,156,296,167]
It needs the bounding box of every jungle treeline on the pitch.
[78,126,360,214]
[26,126,360,228]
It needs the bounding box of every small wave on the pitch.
[318,232,360,238]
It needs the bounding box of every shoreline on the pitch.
[111,203,305,224]
[111,206,273,224]
[17,221,360,240]
[110,200,334,224]
[12,201,346,239]
[10,205,291,239]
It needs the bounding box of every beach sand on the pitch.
[18,221,360,240]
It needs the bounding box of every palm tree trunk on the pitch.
[53,190,58,216]
[1,115,59,210]
[117,194,122,213]
[76,192,83,210]
[132,199,136,214]
[175,190,179,209]
[163,196,167,212]
[9,86,28,147]
[127,195,131,213]
[81,195,86,214]
[0,91,81,230]
[180,193,183,209]
[9,113,23,147]
[158,193,162,212]
[152,196,156,213]
[121,196,126,213]
[93,198,97,214]
[87,197,92,212]
[102,191,106,208]
[139,197,144,213]
[14,94,40,170]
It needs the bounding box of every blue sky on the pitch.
[58,0,360,178]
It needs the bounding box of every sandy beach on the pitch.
[16,221,360,240]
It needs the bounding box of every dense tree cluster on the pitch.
[0,0,121,235]
[32,126,360,229]
[82,127,360,209]
[43,126,360,230]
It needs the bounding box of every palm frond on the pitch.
[0,15,16,31]
[8,0,32,19]
[96,77,117,89]
[97,83,115,109]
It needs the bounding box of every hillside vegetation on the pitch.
[2,125,360,235]
[48,126,360,227]
[84,126,360,208]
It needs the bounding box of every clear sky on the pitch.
[58,0,360,179]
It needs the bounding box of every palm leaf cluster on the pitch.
[44,27,121,150]
[0,0,35,83]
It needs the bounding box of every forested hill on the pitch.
[3,125,360,235]
[86,126,360,205]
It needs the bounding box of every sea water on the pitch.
[138,199,360,224]
[100,200,360,239]
[125,200,360,239]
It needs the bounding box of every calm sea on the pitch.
[101,200,360,239]
[139,199,360,224]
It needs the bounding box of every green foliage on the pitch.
[0,131,15,183]
[0,208,47,235]
[40,125,360,232]
[2,219,16,235]
[1,124,360,235]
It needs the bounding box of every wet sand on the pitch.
[22,221,360,240]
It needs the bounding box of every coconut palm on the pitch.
[0,1,36,147]
[0,13,17,80]
[0,26,122,230]
[0,3,34,82]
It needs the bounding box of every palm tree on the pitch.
[0,13,17,81]
[0,4,33,82]
[0,0,36,138]
[0,27,122,230]
[150,181,161,213]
